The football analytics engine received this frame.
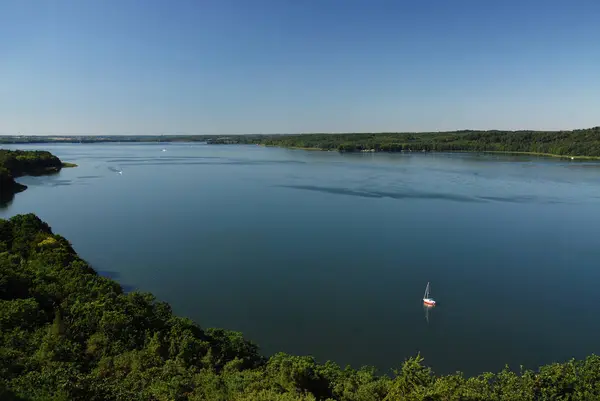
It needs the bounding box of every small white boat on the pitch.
[423,282,436,306]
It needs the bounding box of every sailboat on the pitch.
[423,282,436,306]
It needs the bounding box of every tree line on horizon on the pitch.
[227,127,600,157]
[1,213,599,400]
[3,127,600,158]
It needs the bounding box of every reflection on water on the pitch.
[276,184,487,203]
[276,184,571,205]
[0,190,16,209]
[424,304,434,324]
[97,270,136,293]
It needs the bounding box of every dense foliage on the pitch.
[223,127,600,157]
[0,149,64,176]
[0,165,23,194]
[243,128,600,157]
[1,214,599,400]
[0,149,66,201]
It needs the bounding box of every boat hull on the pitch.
[423,298,436,306]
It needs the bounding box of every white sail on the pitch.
[423,282,436,306]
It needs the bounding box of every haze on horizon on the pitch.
[1,0,599,136]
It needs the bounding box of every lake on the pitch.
[2,142,600,376]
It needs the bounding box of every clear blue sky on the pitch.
[1,0,599,135]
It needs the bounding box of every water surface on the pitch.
[2,143,600,375]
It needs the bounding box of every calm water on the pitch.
[2,143,600,376]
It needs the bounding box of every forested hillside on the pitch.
[1,214,599,400]
[0,149,70,201]
[225,127,600,157]
[0,150,64,176]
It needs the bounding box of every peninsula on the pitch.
[0,149,75,203]
[0,213,598,400]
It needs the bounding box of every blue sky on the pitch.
[1,0,598,135]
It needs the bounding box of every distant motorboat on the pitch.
[423,282,436,306]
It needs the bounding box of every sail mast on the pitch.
[422,281,436,306]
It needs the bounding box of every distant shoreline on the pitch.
[258,144,600,160]
[474,151,599,160]
[3,127,600,159]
